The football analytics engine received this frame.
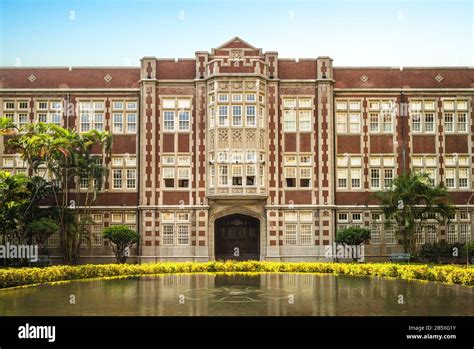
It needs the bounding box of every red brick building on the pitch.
[1,37,473,262]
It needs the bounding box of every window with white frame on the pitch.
[161,98,191,132]
[162,154,191,189]
[177,224,190,245]
[209,85,264,129]
[415,219,439,244]
[284,154,312,188]
[232,105,242,126]
[444,154,469,189]
[3,99,35,128]
[78,213,106,247]
[284,110,296,131]
[369,156,395,189]
[113,113,123,133]
[336,155,362,190]
[410,100,436,133]
[443,99,469,133]
[219,105,228,126]
[34,99,63,126]
[335,99,361,134]
[1,154,28,175]
[162,224,175,245]
[161,212,190,246]
[337,212,363,230]
[77,100,105,132]
[447,224,457,243]
[127,113,137,133]
[246,105,256,126]
[284,211,313,245]
[411,155,437,186]
[368,100,395,133]
[110,100,138,133]
[209,107,216,127]
[446,212,471,243]
[369,213,382,244]
[111,156,137,190]
[459,223,471,242]
[283,97,313,132]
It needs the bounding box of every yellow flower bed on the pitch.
[0,261,472,289]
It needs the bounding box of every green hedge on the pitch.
[0,261,472,289]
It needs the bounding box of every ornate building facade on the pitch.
[1,38,473,263]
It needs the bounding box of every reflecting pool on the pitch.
[0,273,472,316]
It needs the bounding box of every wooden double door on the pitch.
[215,214,260,260]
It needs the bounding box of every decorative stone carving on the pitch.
[104,74,113,82]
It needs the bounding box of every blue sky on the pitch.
[0,0,473,67]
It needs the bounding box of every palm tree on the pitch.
[2,120,112,264]
[373,172,455,255]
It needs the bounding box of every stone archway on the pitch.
[209,206,266,261]
[215,214,260,260]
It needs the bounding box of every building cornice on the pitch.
[0,88,140,93]
[334,88,474,93]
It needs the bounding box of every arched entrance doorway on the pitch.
[215,214,260,260]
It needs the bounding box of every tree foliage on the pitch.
[102,225,139,264]
[373,172,455,255]
[0,119,112,264]
[335,227,371,246]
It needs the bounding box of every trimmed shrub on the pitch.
[0,261,472,289]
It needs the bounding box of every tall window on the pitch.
[412,155,437,186]
[369,156,395,189]
[79,214,105,247]
[336,155,362,190]
[111,156,137,190]
[232,106,242,126]
[219,165,229,186]
[370,213,396,245]
[284,155,312,188]
[162,155,191,189]
[368,100,394,133]
[209,86,264,129]
[127,113,137,133]
[443,100,468,133]
[410,100,436,133]
[246,105,256,126]
[284,211,313,245]
[219,106,228,126]
[444,154,470,189]
[111,99,138,133]
[164,111,174,130]
[178,111,190,131]
[113,113,123,133]
[335,100,361,134]
[161,212,190,246]
[284,110,296,131]
[162,98,192,132]
[78,100,104,132]
[283,98,313,132]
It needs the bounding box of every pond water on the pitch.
[0,273,472,316]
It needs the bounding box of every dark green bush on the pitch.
[102,225,139,264]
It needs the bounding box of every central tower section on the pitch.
[207,77,267,197]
